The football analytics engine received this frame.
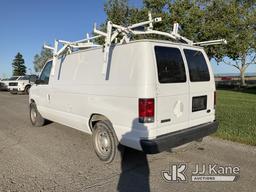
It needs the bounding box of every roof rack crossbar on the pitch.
[193,39,227,46]
[44,11,227,78]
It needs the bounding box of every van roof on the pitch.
[68,39,204,55]
[43,39,204,64]
[123,39,203,49]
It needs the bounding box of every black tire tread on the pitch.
[24,85,31,95]
[30,102,45,127]
[92,120,124,163]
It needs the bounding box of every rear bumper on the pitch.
[140,121,218,154]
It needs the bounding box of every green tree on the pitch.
[139,0,170,33]
[202,0,256,86]
[33,47,53,72]
[94,0,130,44]
[104,0,129,25]
[168,0,204,41]
[12,52,26,76]
[102,0,170,41]
[143,0,168,13]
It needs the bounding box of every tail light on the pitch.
[139,98,154,123]
[214,91,216,109]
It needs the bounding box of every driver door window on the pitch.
[39,61,52,84]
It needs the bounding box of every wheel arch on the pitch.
[25,84,31,89]
[30,98,35,103]
[89,113,112,132]
[29,98,36,105]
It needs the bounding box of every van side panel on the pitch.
[48,42,156,150]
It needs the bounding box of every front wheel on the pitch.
[24,86,31,95]
[30,102,45,127]
[92,120,123,163]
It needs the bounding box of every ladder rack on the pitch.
[44,12,227,77]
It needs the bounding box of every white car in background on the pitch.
[0,78,9,91]
[0,76,22,91]
[9,75,38,94]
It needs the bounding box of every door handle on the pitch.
[47,94,51,102]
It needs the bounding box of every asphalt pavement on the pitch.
[0,92,255,192]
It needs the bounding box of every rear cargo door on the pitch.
[183,48,215,127]
[154,46,190,135]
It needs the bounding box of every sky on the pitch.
[0,0,255,78]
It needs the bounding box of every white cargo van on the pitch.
[29,15,221,162]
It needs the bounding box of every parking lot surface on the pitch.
[0,92,255,192]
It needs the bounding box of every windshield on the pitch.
[9,76,19,80]
[19,76,29,80]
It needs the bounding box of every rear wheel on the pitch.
[92,120,123,163]
[30,102,45,127]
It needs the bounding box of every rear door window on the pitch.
[155,46,186,83]
[184,49,210,82]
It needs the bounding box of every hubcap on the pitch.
[95,127,112,157]
[30,107,37,123]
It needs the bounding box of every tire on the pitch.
[24,86,31,95]
[92,120,123,163]
[30,102,45,127]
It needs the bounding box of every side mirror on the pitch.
[35,79,44,85]
[29,76,36,83]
